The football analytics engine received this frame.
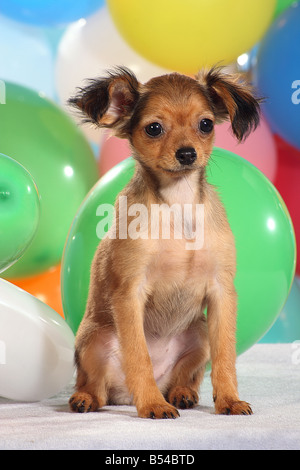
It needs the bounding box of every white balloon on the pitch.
[0,279,74,402]
[55,7,171,143]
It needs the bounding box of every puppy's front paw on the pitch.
[168,386,198,409]
[138,401,180,419]
[69,392,99,413]
[214,396,253,415]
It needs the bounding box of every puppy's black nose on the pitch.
[175,147,197,165]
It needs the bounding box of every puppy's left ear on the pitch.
[196,67,261,142]
[69,67,140,137]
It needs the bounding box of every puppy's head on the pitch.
[70,66,260,175]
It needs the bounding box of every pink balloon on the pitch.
[99,117,277,181]
[99,131,131,175]
[214,117,277,182]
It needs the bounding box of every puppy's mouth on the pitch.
[158,165,197,175]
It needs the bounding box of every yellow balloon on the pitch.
[107,0,276,74]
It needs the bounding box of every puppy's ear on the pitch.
[196,66,261,142]
[69,67,140,137]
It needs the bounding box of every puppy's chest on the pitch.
[146,236,216,290]
[143,227,217,328]
[142,242,213,336]
[147,175,217,285]
[132,175,223,333]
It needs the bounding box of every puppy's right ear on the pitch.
[69,67,140,137]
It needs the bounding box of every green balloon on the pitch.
[274,0,295,17]
[61,149,296,354]
[0,82,98,279]
[0,153,40,273]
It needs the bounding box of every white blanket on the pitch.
[0,344,299,450]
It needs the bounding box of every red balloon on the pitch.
[273,135,300,275]
[214,117,277,182]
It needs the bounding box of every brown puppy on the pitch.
[68,67,260,418]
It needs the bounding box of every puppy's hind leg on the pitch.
[167,318,210,410]
[69,332,109,413]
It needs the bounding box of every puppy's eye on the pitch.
[199,119,214,133]
[145,122,163,137]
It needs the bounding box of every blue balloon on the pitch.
[260,278,300,343]
[0,0,105,26]
[254,3,300,150]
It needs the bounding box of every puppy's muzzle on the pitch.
[175,147,197,166]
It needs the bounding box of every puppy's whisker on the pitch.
[183,174,195,197]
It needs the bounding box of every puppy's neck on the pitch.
[134,159,206,206]
[159,171,202,206]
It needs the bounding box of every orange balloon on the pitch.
[10,265,64,318]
